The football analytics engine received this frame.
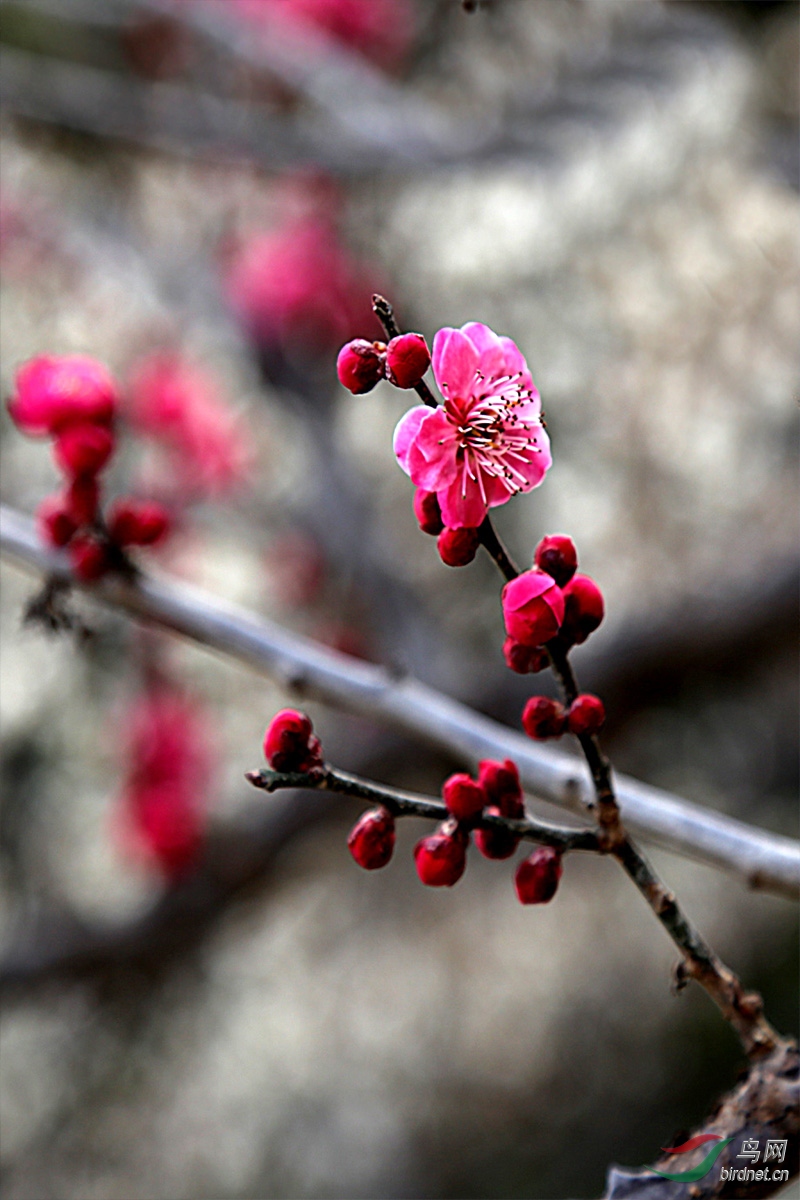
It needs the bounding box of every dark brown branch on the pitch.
[246,766,601,853]
[604,1039,798,1197]
[371,294,439,409]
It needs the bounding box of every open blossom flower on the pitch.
[393,323,551,528]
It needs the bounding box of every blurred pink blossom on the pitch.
[226,0,416,71]
[224,216,379,357]
[126,353,251,497]
[118,685,212,880]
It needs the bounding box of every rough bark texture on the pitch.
[605,1041,799,1198]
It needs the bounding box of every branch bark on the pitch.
[2,503,799,899]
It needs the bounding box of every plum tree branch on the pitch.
[246,765,601,853]
[2,502,799,899]
[247,765,784,1057]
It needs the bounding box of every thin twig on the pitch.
[246,765,601,852]
[2,503,798,898]
[372,294,439,408]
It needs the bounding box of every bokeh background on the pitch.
[0,1,798,1197]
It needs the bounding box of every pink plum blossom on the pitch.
[393,323,551,529]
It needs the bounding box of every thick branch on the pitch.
[2,504,798,898]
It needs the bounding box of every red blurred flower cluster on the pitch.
[8,354,170,581]
[118,684,211,879]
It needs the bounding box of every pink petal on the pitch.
[407,436,459,491]
[393,405,429,473]
[502,569,557,612]
[431,328,479,401]
[459,322,508,382]
[498,336,530,378]
[438,472,489,529]
[414,406,458,462]
[460,322,503,356]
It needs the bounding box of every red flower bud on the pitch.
[69,533,111,582]
[501,569,564,647]
[347,807,395,870]
[414,829,467,887]
[534,534,578,588]
[503,636,549,675]
[522,696,566,740]
[437,526,480,567]
[36,496,77,548]
[53,423,114,478]
[8,354,117,435]
[385,333,431,389]
[515,846,563,905]
[478,758,524,818]
[560,574,604,646]
[263,708,323,773]
[567,693,606,736]
[442,772,486,822]
[475,806,520,860]
[413,488,444,536]
[64,476,100,527]
[108,499,171,546]
[336,339,385,394]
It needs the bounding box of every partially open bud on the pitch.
[560,574,604,646]
[503,636,549,675]
[336,339,386,394]
[567,693,606,736]
[522,696,567,740]
[8,354,117,435]
[414,828,467,887]
[385,333,431,389]
[515,846,563,905]
[442,772,486,822]
[347,807,395,870]
[263,709,323,773]
[413,489,444,536]
[437,526,479,567]
[534,534,578,588]
[502,569,564,647]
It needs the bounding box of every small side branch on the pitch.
[246,765,602,853]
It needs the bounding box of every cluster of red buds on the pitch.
[522,692,605,740]
[262,710,563,906]
[336,332,431,394]
[502,534,604,666]
[7,354,170,581]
